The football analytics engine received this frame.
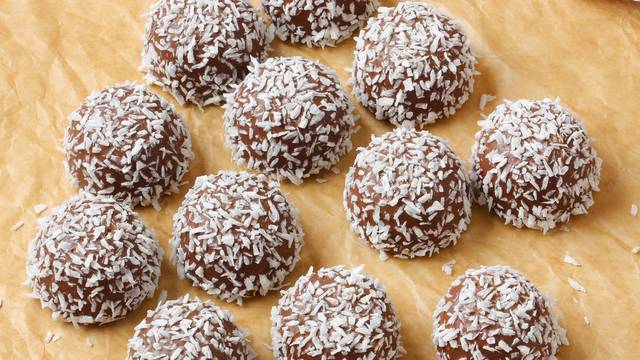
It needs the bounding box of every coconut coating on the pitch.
[141,0,273,107]
[344,127,472,259]
[171,171,304,304]
[127,295,256,359]
[64,82,194,208]
[262,0,378,47]
[25,192,163,325]
[271,265,404,360]
[352,2,476,127]
[470,98,602,232]
[224,56,357,184]
[433,265,568,360]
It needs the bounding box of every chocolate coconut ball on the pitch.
[26,192,163,325]
[171,171,304,304]
[141,0,273,106]
[224,56,357,184]
[262,0,378,47]
[271,265,403,359]
[471,98,602,232]
[433,265,568,359]
[352,2,476,127]
[64,82,194,208]
[344,127,472,259]
[127,295,255,359]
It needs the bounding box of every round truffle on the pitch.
[344,127,472,259]
[64,82,194,208]
[26,192,163,325]
[262,0,378,47]
[127,295,255,359]
[171,171,304,304]
[470,98,602,232]
[433,265,568,359]
[141,0,273,106]
[271,265,403,359]
[352,2,476,127]
[224,56,357,184]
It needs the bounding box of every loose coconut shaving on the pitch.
[224,56,357,184]
[64,82,194,208]
[26,192,163,325]
[433,265,568,359]
[262,0,379,47]
[141,0,273,107]
[271,265,404,359]
[344,127,472,259]
[351,2,476,127]
[127,295,256,359]
[471,98,602,232]
[171,171,304,304]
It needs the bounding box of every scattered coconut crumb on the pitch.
[631,203,638,217]
[33,204,48,215]
[11,221,24,232]
[568,278,587,293]
[631,246,640,254]
[479,93,496,112]
[378,251,389,261]
[563,254,581,267]
[44,331,54,344]
[158,290,168,304]
[559,225,570,232]
[572,297,579,304]
[584,315,591,326]
[441,259,456,276]
[331,167,340,175]
[86,337,93,347]
[315,178,328,184]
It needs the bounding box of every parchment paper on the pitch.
[1,0,639,358]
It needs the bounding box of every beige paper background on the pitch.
[1,0,639,358]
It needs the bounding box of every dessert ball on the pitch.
[433,265,568,359]
[471,98,602,232]
[141,0,273,106]
[344,127,472,259]
[271,265,403,359]
[224,56,357,184]
[26,192,163,325]
[262,0,378,47]
[171,171,304,304]
[64,82,194,208]
[352,2,476,127]
[127,295,255,359]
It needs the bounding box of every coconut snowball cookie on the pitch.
[127,295,255,359]
[344,127,472,259]
[64,82,194,208]
[171,171,304,304]
[25,193,163,325]
[433,265,568,359]
[271,265,403,359]
[351,2,476,128]
[141,0,273,106]
[262,0,379,47]
[224,56,357,184]
[471,98,602,232]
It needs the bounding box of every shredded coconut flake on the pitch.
[563,254,581,267]
[441,259,456,276]
[33,204,48,215]
[479,94,497,112]
[11,221,24,232]
[631,203,638,217]
[568,278,587,293]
